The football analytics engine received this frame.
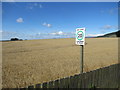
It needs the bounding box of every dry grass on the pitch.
[2,38,118,88]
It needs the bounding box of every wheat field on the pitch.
[2,38,118,88]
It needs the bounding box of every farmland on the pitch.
[2,38,118,88]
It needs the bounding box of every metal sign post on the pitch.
[76,28,85,74]
[80,45,84,73]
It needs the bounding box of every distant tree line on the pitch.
[10,38,23,41]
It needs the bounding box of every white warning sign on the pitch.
[76,28,85,45]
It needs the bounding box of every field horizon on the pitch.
[2,38,118,88]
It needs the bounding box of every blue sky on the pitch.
[1,2,118,40]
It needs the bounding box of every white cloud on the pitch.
[16,17,24,23]
[1,30,23,40]
[42,22,52,28]
[100,8,117,14]
[47,24,51,27]
[104,25,112,29]
[37,32,41,35]
[49,31,65,35]
[1,31,75,40]
[27,3,42,10]
[49,32,56,35]
[101,25,113,30]
[30,31,75,39]
[58,31,63,35]
[86,34,104,37]
[0,30,3,33]
[1,30,32,40]
[34,3,42,8]
[100,25,118,32]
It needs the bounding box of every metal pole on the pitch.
[80,45,84,74]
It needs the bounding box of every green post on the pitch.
[80,45,84,74]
